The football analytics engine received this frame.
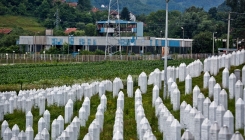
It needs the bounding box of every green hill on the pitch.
[0,15,45,33]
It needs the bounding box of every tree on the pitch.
[35,0,50,19]
[208,7,217,19]
[120,7,130,21]
[226,0,245,12]
[85,23,96,36]
[192,31,212,53]
[77,0,92,12]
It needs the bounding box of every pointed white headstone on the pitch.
[201,118,211,140]
[209,101,217,123]
[25,125,34,140]
[209,121,220,140]
[203,97,211,118]
[208,76,216,98]
[213,83,221,105]
[229,73,236,99]
[185,75,192,94]
[222,68,229,88]
[193,85,200,108]
[235,98,244,129]
[218,125,231,140]
[203,71,210,89]
[223,110,234,135]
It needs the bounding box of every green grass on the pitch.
[1,60,245,139]
[0,15,45,32]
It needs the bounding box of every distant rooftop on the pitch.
[0,28,12,34]
[64,28,77,34]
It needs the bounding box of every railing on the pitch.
[0,53,212,64]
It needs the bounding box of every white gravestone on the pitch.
[189,107,197,135]
[220,89,228,110]
[203,71,210,89]
[12,124,20,137]
[223,110,234,135]
[203,97,211,119]
[181,129,194,140]
[208,76,216,98]
[209,121,220,140]
[216,104,225,127]
[230,131,244,140]
[229,73,236,99]
[152,85,159,107]
[127,75,133,97]
[235,98,244,129]
[57,115,64,135]
[235,80,243,102]
[197,93,205,114]
[194,111,204,140]
[172,88,180,111]
[185,75,192,94]
[38,117,46,133]
[180,101,187,129]
[25,125,34,140]
[193,85,200,108]
[209,101,217,123]
[26,111,33,128]
[170,119,181,140]
[218,125,231,140]
[222,68,229,88]
[201,118,211,140]
[213,83,221,105]
[43,110,50,131]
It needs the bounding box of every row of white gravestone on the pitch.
[79,97,90,127]
[154,96,181,140]
[65,99,74,124]
[83,109,105,140]
[112,93,124,140]
[181,128,244,140]
[1,119,50,140]
[204,50,245,76]
[82,91,107,140]
[135,88,157,140]
[180,101,237,140]
[147,60,203,90]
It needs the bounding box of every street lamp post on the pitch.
[13,51,15,64]
[227,12,231,53]
[43,51,46,62]
[68,34,73,54]
[78,49,80,62]
[213,32,217,56]
[163,0,169,99]
[6,53,8,64]
[181,27,184,54]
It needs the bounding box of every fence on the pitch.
[0,53,212,64]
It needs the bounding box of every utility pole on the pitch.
[164,0,169,99]
[55,8,60,30]
[227,12,230,52]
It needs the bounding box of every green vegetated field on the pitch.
[0,15,45,32]
[0,59,244,139]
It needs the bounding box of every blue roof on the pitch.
[66,0,78,2]
[96,20,137,24]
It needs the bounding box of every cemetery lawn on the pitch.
[0,59,244,139]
